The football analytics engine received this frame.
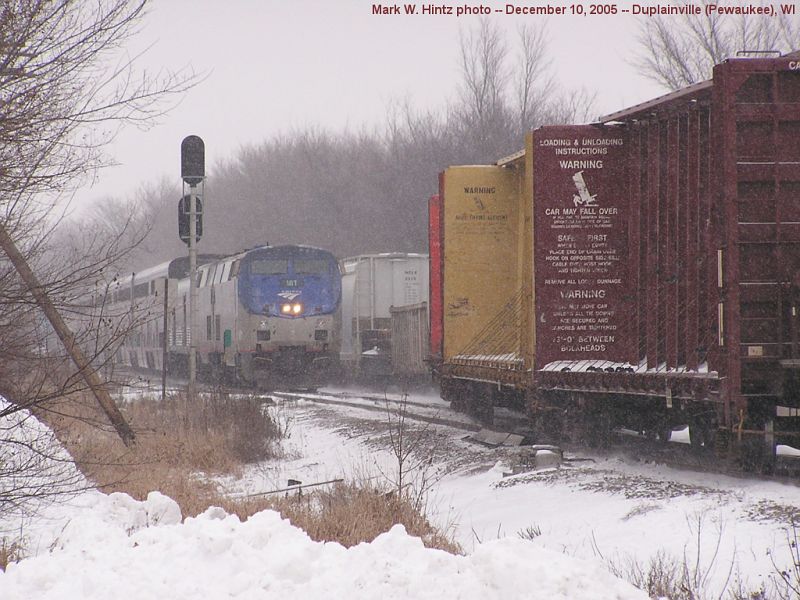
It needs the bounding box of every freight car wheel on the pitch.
[466,386,494,424]
[713,429,733,464]
[441,379,467,412]
[688,419,715,453]
[740,438,775,474]
[208,354,225,386]
[534,409,564,445]
[656,425,672,444]
[642,426,671,444]
[451,395,466,411]
[586,410,611,449]
[739,424,777,474]
[224,365,240,386]
[640,415,672,444]
[255,371,274,392]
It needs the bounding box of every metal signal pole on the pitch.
[188,182,199,398]
[180,135,205,400]
[162,278,168,400]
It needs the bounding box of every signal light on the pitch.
[181,135,205,186]
[177,194,202,245]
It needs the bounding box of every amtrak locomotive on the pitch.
[108,244,341,385]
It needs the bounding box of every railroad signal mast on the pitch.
[180,135,205,399]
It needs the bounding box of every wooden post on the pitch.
[0,222,135,446]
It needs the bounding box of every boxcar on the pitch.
[434,53,800,467]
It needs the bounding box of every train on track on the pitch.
[108,244,342,386]
[430,52,800,471]
[100,247,430,386]
[87,52,800,470]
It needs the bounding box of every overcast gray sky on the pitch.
[74,0,666,209]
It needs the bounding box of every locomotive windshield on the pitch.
[250,259,288,275]
[238,246,341,316]
[293,258,329,275]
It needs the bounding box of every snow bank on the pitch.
[0,397,88,527]
[1,494,647,600]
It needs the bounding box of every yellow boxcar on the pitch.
[439,134,535,392]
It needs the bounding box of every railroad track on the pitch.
[270,388,800,483]
[269,389,484,434]
[119,371,800,483]
[607,429,800,482]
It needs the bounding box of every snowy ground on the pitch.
[223,386,800,597]
[2,387,800,598]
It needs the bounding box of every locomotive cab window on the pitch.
[293,258,329,275]
[220,261,232,283]
[250,259,288,275]
[229,260,240,280]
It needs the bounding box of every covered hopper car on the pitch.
[340,253,429,378]
[432,53,800,468]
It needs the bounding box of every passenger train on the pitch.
[107,245,342,385]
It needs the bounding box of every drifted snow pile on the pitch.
[1,492,648,600]
[0,397,88,523]
[0,397,646,598]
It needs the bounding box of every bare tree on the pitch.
[635,0,800,90]
[1,2,195,196]
[455,18,515,159]
[458,18,510,126]
[514,23,555,132]
[171,20,599,262]
[544,86,598,125]
[380,395,441,513]
[0,0,199,517]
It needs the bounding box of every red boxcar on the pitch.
[428,194,443,365]
[435,54,800,468]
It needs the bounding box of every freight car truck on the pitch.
[433,53,800,469]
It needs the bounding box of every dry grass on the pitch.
[38,388,284,517]
[610,551,688,600]
[0,538,24,572]
[31,386,461,555]
[220,482,461,554]
[605,548,778,600]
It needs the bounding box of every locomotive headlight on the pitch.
[281,303,302,315]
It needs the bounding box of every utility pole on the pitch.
[180,135,205,400]
[0,53,134,446]
[0,224,136,446]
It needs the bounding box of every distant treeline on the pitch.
[84,22,596,270]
